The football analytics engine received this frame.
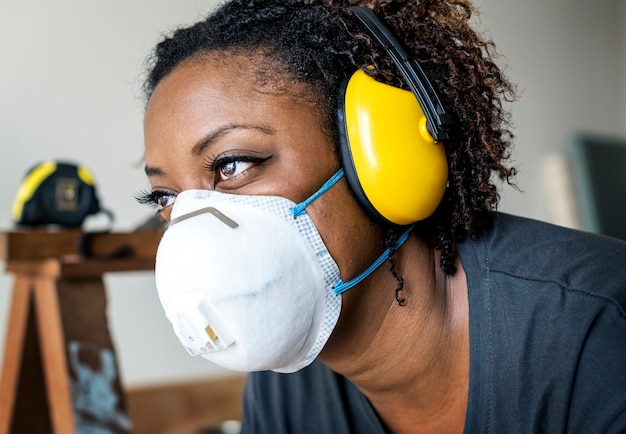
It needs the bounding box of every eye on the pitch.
[205,153,272,183]
[219,159,254,180]
[134,189,177,211]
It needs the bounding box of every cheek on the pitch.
[289,145,342,202]
[308,180,384,280]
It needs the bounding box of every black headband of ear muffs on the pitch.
[350,6,456,141]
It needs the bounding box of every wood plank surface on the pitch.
[0,230,163,262]
[126,375,246,434]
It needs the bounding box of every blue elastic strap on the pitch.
[333,226,413,296]
[291,169,345,217]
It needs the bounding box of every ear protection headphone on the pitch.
[12,160,112,228]
[337,7,456,226]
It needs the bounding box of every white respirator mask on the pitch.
[155,169,411,373]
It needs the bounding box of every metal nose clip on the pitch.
[169,206,239,228]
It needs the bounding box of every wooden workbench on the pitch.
[0,229,162,434]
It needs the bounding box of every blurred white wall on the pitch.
[0,0,624,388]
[473,0,625,218]
[0,0,231,388]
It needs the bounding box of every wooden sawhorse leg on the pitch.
[0,260,132,434]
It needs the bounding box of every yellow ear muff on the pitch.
[338,69,448,226]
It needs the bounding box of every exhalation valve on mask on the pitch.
[165,291,236,355]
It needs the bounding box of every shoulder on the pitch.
[459,212,626,311]
[459,213,626,433]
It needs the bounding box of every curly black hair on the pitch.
[144,0,518,275]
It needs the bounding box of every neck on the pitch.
[319,233,470,433]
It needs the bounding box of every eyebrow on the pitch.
[144,165,162,177]
[144,123,275,177]
[192,123,275,155]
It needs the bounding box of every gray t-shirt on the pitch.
[241,213,626,433]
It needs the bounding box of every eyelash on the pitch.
[135,154,272,210]
[134,190,176,210]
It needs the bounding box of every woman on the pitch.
[138,0,626,432]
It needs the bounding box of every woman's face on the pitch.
[143,53,383,278]
[143,54,338,219]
